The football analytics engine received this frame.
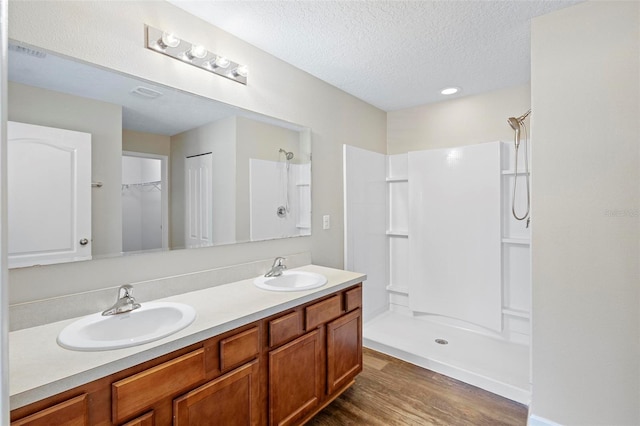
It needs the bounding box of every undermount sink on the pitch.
[57,302,196,351]
[254,270,327,292]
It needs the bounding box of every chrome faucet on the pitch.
[264,257,287,277]
[102,284,141,316]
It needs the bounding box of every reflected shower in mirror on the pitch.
[7,41,311,268]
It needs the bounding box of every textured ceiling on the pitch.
[167,0,582,111]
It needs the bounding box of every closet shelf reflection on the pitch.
[121,181,162,191]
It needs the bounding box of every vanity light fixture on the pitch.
[145,25,248,85]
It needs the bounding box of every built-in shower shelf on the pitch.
[501,238,530,245]
[386,177,408,182]
[386,230,409,237]
[386,285,409,295]
[296,183,310,186]
[501,170,531,175]
[502,308,530,319]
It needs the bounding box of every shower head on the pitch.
[279,148,294,160]
[508,110,531,130]
[507,109,531,148]
[507,117,521,132]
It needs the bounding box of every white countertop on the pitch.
[10,265,366,410]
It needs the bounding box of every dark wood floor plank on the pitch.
[307,348,527,426]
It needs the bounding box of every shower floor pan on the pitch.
[363,310,530,405]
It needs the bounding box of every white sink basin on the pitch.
[57,302,196,351]
[254,270,327,292]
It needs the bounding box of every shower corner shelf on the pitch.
[386,230,408,237]
[501,170,531,175]
[385,285,409,295]
[386,176,408,182]
[501,237,530,245]
[502,308,530,319]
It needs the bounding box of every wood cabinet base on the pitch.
[11,284,363,426]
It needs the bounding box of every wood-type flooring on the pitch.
[307,348,527,426]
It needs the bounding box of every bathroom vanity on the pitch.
[9,266,365,425]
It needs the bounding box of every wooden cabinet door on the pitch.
[11,394,87,426]
[174,360,260,426]
[326,308,362,394]
[269,330,322,426]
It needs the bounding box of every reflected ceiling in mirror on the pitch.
[7,41,311,268]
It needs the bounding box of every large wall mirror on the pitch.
[7,41,311,268]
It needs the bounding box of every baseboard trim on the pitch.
[528,414,562,426]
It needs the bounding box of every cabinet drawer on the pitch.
[11,394,88,426]
[220,327,259,371]
[269,311,303,348]
[344,286,362,312]
[112,349,205,424]
[305,295,342,330]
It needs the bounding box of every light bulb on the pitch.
[233,65,248,78]
[214,56,230,69]
[204,56,231,70]
[184,44,208,61]
[160,32,180,48]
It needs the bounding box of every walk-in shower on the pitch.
[507,110,531,225]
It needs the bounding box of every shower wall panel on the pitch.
[249,159,308,241]
[343,145,388,322]
[408,142,503,332]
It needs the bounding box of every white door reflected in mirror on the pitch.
[8,121,92,268]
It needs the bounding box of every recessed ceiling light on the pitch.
[441,87,460,95]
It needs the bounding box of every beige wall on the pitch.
[387,84,530,153]
[122,129,170,157]
[6,0,386,304]
[531,2,639,424]
[8,81,123,258]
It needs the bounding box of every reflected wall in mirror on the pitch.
[7,42,311,268]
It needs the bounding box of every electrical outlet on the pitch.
[322,215,330,230]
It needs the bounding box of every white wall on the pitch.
[387,84,530,154]
[6,0,386,303]
[7,81,123,258]
[0,0,9,421]
[530,2,639,424]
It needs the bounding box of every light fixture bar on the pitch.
[145,25,248,85]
